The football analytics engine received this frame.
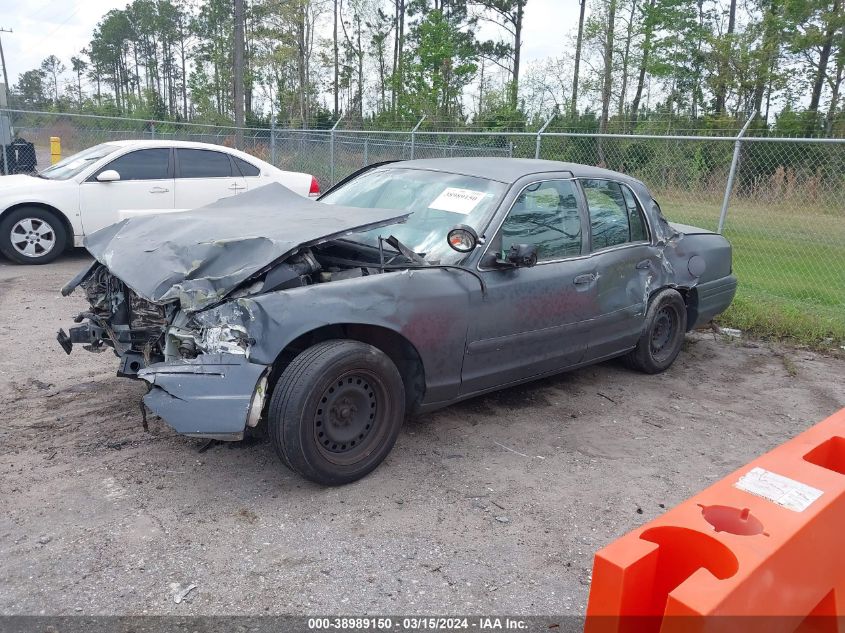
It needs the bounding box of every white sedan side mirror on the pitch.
[97,170,121,182]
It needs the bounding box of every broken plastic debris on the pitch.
[719,327,742,338]
[170,582,197,604]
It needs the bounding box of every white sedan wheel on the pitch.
[10,217,57,258]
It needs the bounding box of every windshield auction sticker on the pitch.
[735,467,823,512]
[428,187,487,214]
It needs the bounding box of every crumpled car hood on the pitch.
[81,182,409,311]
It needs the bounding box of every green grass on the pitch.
[659,196,845,348]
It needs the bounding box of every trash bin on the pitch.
[4,138,38,174]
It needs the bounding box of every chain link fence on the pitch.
[2,108,844,343]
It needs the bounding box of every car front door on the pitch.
[460,176,599,396]
[579,178,656,362]
[79,148,175,234]
[174,148,247,208]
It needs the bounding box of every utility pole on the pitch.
[233,0,245,149]
[333,0,339,117]
[0,28,12,106]
[570,0,586,117]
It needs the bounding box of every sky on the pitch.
[0,0,127,84]
[0,0,581,91]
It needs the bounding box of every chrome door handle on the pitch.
[573,273,596,285]
[149,186,169,193]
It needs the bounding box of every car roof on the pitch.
[100,139,272,167]
[388,157,643,186]
[104,139,237,150]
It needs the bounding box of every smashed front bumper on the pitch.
[138,353,270,441]
[57,323,151,377]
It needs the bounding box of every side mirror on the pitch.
[96,169,121,182]
[497,243,538,268]
[446,224,479,253]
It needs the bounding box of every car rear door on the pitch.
[460,175,598,396]
[578,178,656,362]
[79,148,175,234]
[230,155,267,192]
[174,148,247,209]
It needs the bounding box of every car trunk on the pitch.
[669,222,717,236]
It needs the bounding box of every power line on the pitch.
[29,4,83,50]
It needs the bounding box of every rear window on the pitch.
[581,179,649,250]
[234,156,260,177]
[177,149,234,178]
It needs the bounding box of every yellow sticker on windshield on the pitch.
[428,187,487,214]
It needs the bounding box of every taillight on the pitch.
[309,176,320,196]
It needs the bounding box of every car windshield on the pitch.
[38,143,122,180]
[320,167,506,263]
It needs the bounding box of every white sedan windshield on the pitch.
[39,143,122,180]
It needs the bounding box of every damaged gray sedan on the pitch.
[58,158,737,485]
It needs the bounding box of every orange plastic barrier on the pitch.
[585,407,845,633]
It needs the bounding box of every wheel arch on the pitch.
[649,284,697,331]
[268,323,427,414]
[1,202,75,251]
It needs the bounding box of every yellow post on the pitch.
[50,136,61,164]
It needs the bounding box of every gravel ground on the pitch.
[1,250,844,616]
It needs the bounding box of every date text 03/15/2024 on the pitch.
[307,617,531,630]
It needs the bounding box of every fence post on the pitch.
[718,113,756,234]
[329,114,344,186]
[410,115,426,160]
[0,105,10,175]
[150,122,155,139]
[363,137,368,166]
[0,111,8,176]
[270,115,276,166]
[535,113,556,159]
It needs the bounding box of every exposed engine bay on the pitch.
[60,265,174,374]
[59,241,398,376]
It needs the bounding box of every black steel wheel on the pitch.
[624,288,687,374]
[268,340,405,485]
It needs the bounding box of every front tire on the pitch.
[624,288,687,374]
[0,207,68,264]
[268,340,406,485]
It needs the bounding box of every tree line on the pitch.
[8,0,845,136]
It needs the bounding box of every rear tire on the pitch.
[268,340,405,485]
[624,288,687,374]
[0,207,68,265]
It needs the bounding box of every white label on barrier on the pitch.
[428,187,487,214]
[735,467,823,512]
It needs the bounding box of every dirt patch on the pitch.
[1,250,843,616]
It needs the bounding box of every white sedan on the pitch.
[0,140,320,264]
